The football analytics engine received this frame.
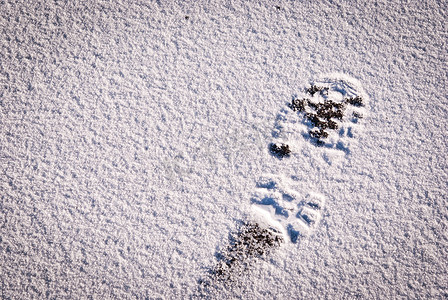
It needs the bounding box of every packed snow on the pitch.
[1,0,447,298]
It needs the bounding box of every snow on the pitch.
[1,0,447,298]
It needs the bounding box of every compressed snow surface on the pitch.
[1,0,447,298]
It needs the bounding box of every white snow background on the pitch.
[1,0,447,298]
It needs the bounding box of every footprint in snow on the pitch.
[253,73,369,243]
[202,74,368,290]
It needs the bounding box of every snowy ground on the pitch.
[1,0,447,298]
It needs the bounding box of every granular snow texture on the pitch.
[1,0,447,299]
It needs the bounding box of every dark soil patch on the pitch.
[269,143,291,158]
[288,86,364,144]
[210,222,283,283]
